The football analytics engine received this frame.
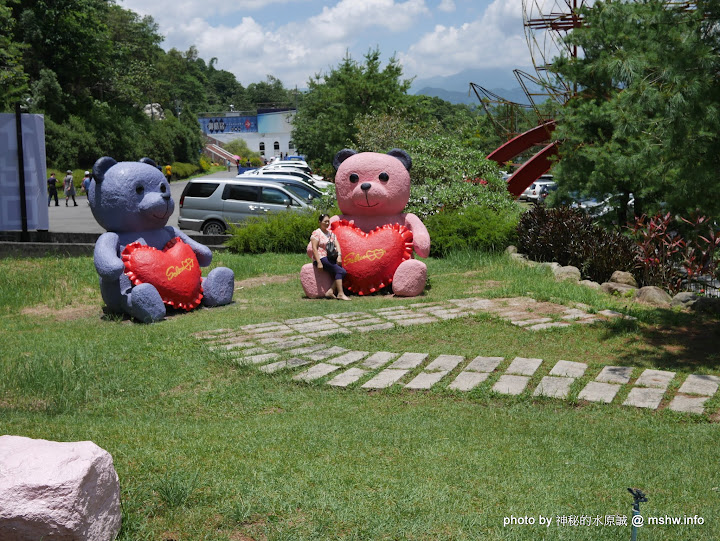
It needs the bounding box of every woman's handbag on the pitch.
[326,234,339,262]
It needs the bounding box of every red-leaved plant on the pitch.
[630,213,719,295]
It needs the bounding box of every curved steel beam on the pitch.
[486,120,556,165]
[506,141,559,197]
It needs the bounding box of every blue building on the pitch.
[198,108,296,159]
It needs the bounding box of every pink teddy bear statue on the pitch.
[300,149,430,298]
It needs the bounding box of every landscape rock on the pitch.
[691,296,720,316]
[635,286,672,306]
[553,265,581,282]
[541,262,561,271]
[505,245,518,255]
[672,291,698,308]
[609,270,638,287]
[601,281,638,296]
[0,435,121,541]
[579,279,602,290]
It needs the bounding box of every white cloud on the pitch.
[437,0,455,13]
[399,0,531,78]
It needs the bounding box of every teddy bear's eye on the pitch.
[135,185,144,195]
[379,172,389,182]
[349,173,359,183]
[160,184,167,193]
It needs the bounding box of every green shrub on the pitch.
[517,205,637,283]
[199,155,211,172]
[425,205,521,257]
[226,210,320,254]
[171,162,200,179]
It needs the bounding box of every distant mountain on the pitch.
[415,86,536,106]
[410,67,542,106]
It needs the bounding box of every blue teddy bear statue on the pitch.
[89,157,234,323]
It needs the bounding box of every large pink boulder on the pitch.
[0,435,121,541]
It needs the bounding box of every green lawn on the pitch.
[1,251,718,540]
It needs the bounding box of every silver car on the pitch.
[178,178,314,235]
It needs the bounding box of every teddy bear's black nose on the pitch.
[360,182,371,192]
[161,192,170,200]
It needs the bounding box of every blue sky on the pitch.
[119,0,567,89]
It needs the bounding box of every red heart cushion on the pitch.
[331,220,413,295]
[122,238,203,310]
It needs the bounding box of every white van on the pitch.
[178,178,315,235]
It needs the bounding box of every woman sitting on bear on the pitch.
[310,214,350,301]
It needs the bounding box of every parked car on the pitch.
[518,175,554,201]
[526,179,557,204]
[237,174,324,203]
[178,178,316,235]
[240,168,333,190]
[572,193,635,217]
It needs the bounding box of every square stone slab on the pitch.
[293,363,341,381]
[533,376,574,399]
[326,351,370,366]
[527,322,571,331]
[405,371,448,390]
[286,343,327,355]
[492,375,530,395]
[623,387,666,409]
[505,357,543,376]
[264,337,316,349]
[465,356,504,373]
[448,372,490,391]
[313,328,352,337]
[360,352,399,369]
[678,375,720,396]
[431,310,467,320]
[240,352,279,364]
[328,367,368,387]
[668,395,710,414]
[425,355,464,372]
[389,353,428,370]
[361,369,409,389]
[260,358,309,374]
[356,323,395,333]
[241,321,283,330]
[596,366,633,384]
[549,360,587,378]
[393,317,437,326]
[306,346,348,361]
[512,318,553,327]
[578,382,621,403]
[284,316,328,324]
[635,369,675,389]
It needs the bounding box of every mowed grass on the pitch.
[1,250,719,540]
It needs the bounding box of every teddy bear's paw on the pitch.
[391,259,427,297]
[129,282,166,323]
[202,267,235,307]
[300,263,334,298]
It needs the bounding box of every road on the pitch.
[46,170,233,234]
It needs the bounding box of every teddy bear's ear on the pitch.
[333,149,357,170]
[93,156,117,183]
[387,149,412,171]
[139,157,157,168]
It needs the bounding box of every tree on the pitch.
[292,48,412,166]
[552,0,720,222]
[0,0,28,110]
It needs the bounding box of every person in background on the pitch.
[165,164,172,182]
[47,172,59,206]
[63,170,77,206]
[310,214,350,300]
[81,171,91,202]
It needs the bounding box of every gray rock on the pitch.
[0,436,121,541]
[505,245,518,254]
[553,265,581,281]
[635,286,672,306]
[610,270,638,287]
[541,262,561,271]
[579,279,602,290]
[601,282,637,296]
[691,296,720,316]
[671,291,698,308]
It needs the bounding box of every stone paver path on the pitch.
[194,297,718,416]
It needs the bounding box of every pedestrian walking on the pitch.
[63,170,78,206]
[165,164,172,182]
[81,171,91,202]
[47,173,59,206]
